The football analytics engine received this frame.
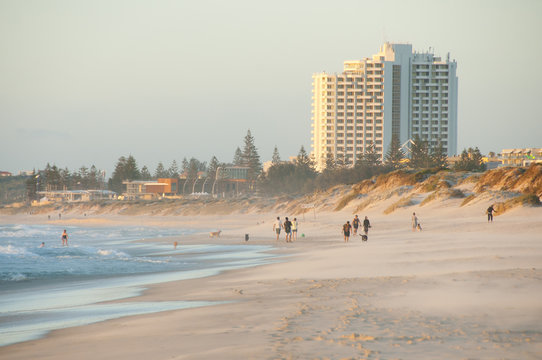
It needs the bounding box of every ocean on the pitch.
[0,224,276,347]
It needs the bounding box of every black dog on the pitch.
[361,234,368,242]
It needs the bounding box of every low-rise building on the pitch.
[213,166,251,197]
[501,148,542,167]
[36,190,117,203]
[122,178,179,199]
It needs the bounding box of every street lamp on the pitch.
[211,167,222,197]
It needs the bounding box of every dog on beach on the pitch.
[209,230,222,238]
[361,234,368,242]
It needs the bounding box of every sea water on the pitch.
[0,224,276,346]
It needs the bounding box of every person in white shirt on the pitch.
[291,218,298,242]
[273,217,282,241]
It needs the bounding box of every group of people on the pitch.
[342,215,371,242]
[39,229,68,248]
[273,216,298,243]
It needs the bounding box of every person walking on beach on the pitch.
[487,205,496,222]
[284,217,292,242]
[61,229,68,246]
[342,221,352,242]
[363,216,371,236]
[273,217,282,241]
[291,218,298,242]
[412,213,419,232]
[352,215,360,235]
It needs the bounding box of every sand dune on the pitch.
[1,166,541,359]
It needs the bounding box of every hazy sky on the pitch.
[1,0,541,177]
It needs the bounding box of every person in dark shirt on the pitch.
[61,229,68,246]
[487,205,496,222]
[283,217,292,242]
[363,216,371,235]
[342,221,352,242]
[352,215,360,235]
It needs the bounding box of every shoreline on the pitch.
[1,205,542,359]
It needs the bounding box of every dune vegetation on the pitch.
[2,165,541,217]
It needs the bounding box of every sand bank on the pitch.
[1,202,541,359]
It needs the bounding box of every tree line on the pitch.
[24,163,106,201]
[21,130,486,201]
[260,135,486,196]
[107,130,263,193]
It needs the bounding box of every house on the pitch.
[36,190,117,203]
[501,148,542,167]
[122,178,179,199]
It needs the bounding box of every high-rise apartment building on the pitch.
[311,43,458,171]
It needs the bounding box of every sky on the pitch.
[1,0,541,177]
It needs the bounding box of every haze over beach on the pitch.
[1,1,542,359]
[1,0,541,175]
[1,166,542,359]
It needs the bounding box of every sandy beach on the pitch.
[1,199,541,359]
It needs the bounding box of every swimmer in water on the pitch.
[61,229,68,246]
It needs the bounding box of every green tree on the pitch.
[431,142,448,169]
[154,162,169,179]
[384,135,405,170]
[295,146,313,169]
[25,174,38,202]
[325,150,336,171]
[109,155,141,193]
[358,143,382,169]
[125,155,141,180]
[140,166,152,180]
[259,162,297,195]
[335,152,346,169]
[59,167,70,189]
[168,160,179,178]
[272,145,281,165]
[410,136,431,169]
[88,165,101,189]
[186,158,204,181]
[207,156,220,181]
[454,147,486,172]
[181,157,189,176]
[241,130,262,181]
[233,147,243,166]
[78,166,89,189]
[44,163,61,190]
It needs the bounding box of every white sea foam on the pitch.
[0,224,276,348]
[0,244,29,255]
[4,272,27,281]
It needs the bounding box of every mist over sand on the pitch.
[1,187,541,360]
